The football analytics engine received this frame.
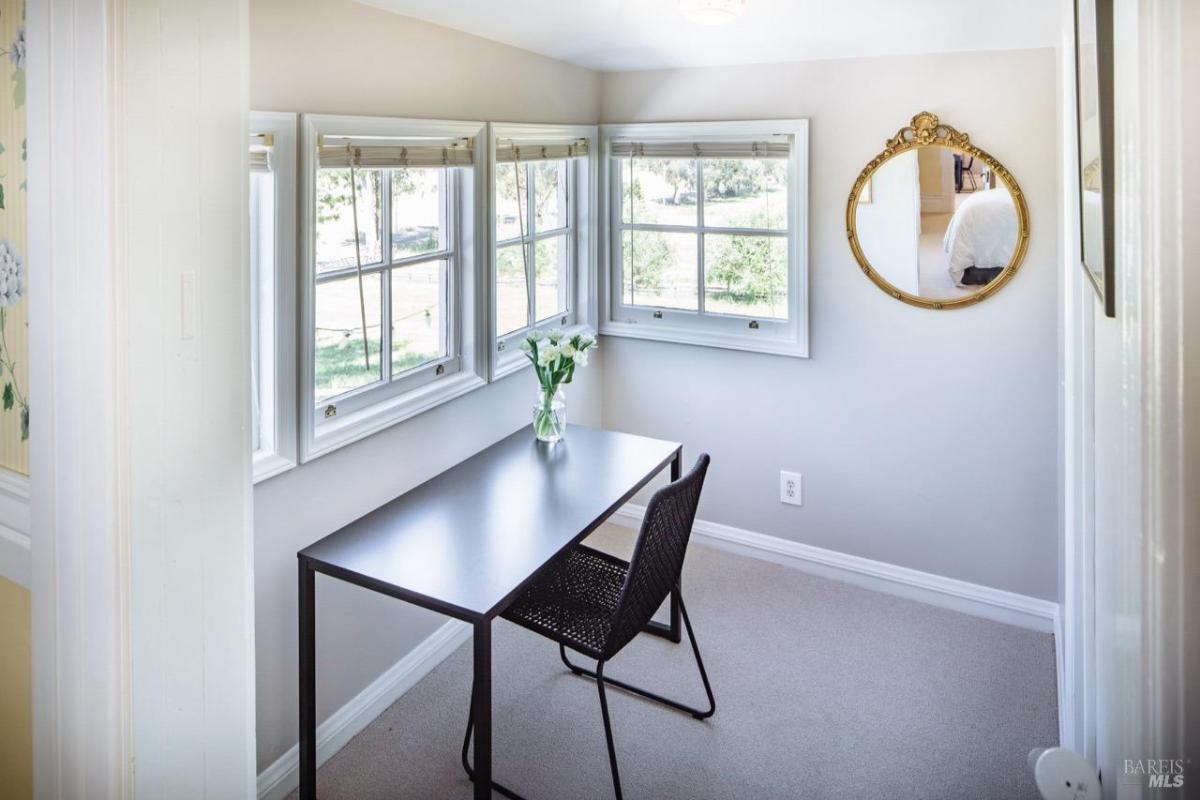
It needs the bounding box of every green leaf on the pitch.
[2,383,12,411]
[20,406,28,441]
[0,183,6,210]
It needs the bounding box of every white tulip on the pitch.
[529,329,547,342]
[518,338,533,353]
[573,350,589,366]
[560,342,576,358]
[537,345,560,366]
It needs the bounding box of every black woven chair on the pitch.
[462,453,715,800]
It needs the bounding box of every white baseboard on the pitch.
[256,618,472,800]
[0,470,30,588]
[610,504,1059,633]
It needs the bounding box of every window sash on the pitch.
[613,155,791,322]
[494,159,577,345]
[313,166,460,417]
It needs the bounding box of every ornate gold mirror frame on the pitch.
[845,111,1030,310]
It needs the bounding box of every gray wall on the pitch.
[249,0,604,770]
[599,48,1059,601]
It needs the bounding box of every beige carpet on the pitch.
[293,523,1059,800]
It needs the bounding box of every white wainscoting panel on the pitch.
[0,469,29,587]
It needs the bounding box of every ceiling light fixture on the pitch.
[678,0,748,26]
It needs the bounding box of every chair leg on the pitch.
[596,661,624,800]
[560,591,716,720]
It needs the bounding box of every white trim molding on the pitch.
[256,620,471,800]
[0,469,30,587]
[29,0,132,796]
[611,504,1059,633]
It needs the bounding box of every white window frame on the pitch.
[250,111,299,482]
[600,119,809,358]
[489,123,598,380]
[300,114,487,462]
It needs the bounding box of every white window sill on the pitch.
[599,318,808,358]
[253,450,297,484]
[302,370,487,463]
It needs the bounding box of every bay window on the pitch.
[602,120,809,357]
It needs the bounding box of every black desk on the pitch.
[298,425,682,799]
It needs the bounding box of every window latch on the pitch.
[749,320,760,329]
[497,341,506,352]
[653,310,663,319]
[324,404,337,418]
[436,364,445,376]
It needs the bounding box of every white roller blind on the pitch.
[249,148,271,173]
[249,133,272,173]
[610,137,790,159]
[495,138,589,163]
[317,136,475,169]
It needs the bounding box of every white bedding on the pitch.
[942,188,1017,286]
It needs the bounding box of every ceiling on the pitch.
[354,0,1060,72]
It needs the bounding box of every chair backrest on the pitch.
[603,453,710,658]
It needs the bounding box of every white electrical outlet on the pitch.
[780,471,802,506]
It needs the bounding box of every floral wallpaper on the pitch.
[0,0,26,474]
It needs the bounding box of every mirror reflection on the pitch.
[854,145,1019,301]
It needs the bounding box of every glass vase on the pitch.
[533,387,566,443]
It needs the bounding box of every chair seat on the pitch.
[501,544,629,660]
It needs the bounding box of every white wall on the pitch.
[125,0,258,795]
[856,150,920,294]
[599,47,1060,600]
[249,0,604,771]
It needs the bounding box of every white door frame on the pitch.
[1058,0,1196,776]
[28,0,130,796]
[27,1,257,797]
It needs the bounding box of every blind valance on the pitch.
[495,138,589,163]
[610,138,790,160]
[317,136,475,169]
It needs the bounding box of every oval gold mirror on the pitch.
[846,112,1029,309]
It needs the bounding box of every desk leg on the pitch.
[472,620,492,800]
[299,559,317,800]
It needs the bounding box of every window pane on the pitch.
[496,243,529,336]
[622,230,699,311]
[391,261,447,375]
[392,168,445,259]
[316,168,383,274]
[535,235,569,322]
[702,159,788,230]
[314,273,383,403]
[621,158,698,226]
[534,160,567,231]
[495,162,525,242]
[703,234,788,319]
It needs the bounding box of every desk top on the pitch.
[299,425,680,621]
